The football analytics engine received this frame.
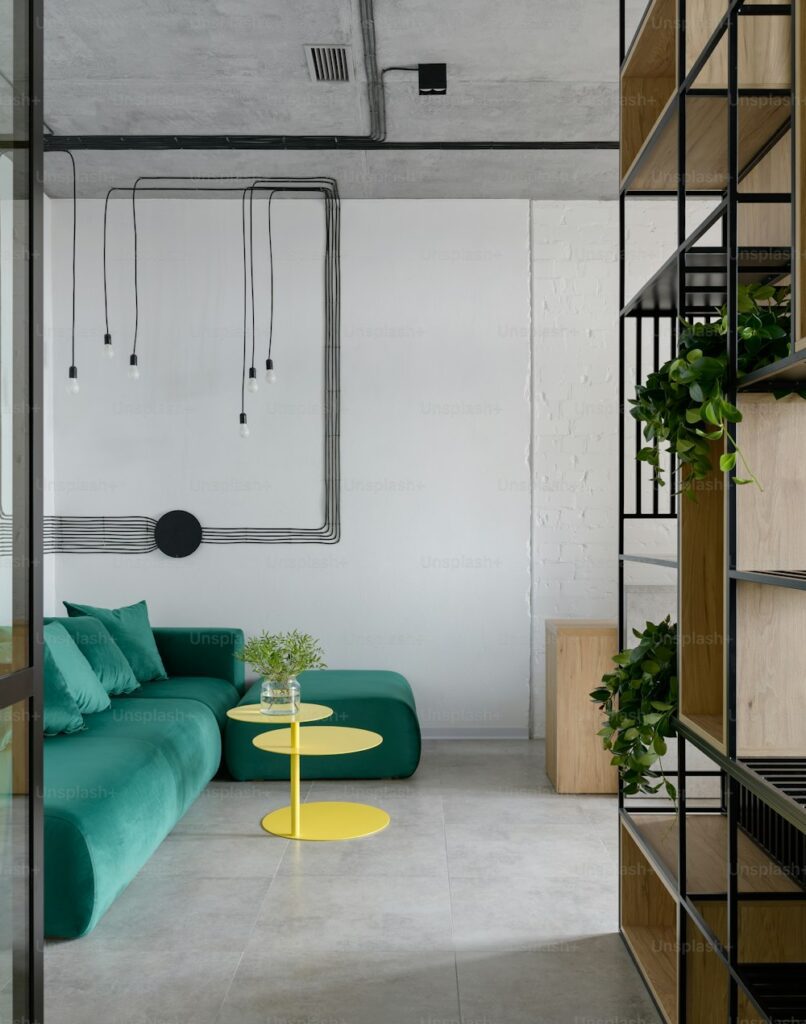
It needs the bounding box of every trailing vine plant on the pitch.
[631,284,798,493]
[590,617,678,800]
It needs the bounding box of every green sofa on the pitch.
[44,625,244,939]
[225,669,421,780]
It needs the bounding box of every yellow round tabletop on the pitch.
[261,801,390,841]
[252,725,383,756]
[227,702,333,725]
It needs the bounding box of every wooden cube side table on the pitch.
[545,619,619,794]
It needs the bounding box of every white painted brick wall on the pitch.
[530,200,676,737]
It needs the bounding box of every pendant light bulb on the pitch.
[265,357,276,384]
[247,366,259,393]
[239,413,250,438]
[104,332,114,359]
[66,365,79,395]
[128,354,140,380]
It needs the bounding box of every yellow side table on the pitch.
[227,702,333,839]
[252,723,391,842]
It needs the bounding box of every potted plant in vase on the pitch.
[237,630,326,715]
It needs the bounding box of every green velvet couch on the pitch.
[43,624,244,939]
[225,669,421,780]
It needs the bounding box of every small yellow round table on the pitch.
[226,702,333,725]
[251,723,391,842]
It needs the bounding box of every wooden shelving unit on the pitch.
[618,2,806,1021]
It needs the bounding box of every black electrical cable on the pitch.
[248,185,256,373]
[241,188,248,420]
[131,179,139,361]
[66,176,341,549]
[267,190,275,365]
[61,149,77,378]
[101,177,340,530]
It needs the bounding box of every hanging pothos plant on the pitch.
[590,617,678,800]
[631,284,800,493]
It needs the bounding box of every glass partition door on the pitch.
[0,0,43,1020]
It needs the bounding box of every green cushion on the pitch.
[43,624,85,736]
[225,669,421,781]
[124,676,241,732]
[47,616,140,696]
[64,600,168,684]
[44,697,221,938]
[42,620,110,715]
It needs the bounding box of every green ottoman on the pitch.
[224,669,421,780]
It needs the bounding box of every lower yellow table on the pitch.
[252,724,391,841]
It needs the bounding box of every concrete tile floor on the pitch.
[44,740,661,1024]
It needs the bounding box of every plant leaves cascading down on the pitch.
[590,617,678,800]
[631,284,799,493]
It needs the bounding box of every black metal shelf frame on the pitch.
[619,2,804,1021]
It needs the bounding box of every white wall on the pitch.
[44,194,677,738]
[45,198,532,737]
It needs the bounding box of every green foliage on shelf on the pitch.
[590,617,678,800]
[237,630,326,681]
[631,284,799,493]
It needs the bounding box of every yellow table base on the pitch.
[260,801,390,841]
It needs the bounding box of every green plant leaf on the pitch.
[719,452,736,472]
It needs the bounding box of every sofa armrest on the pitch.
[152,627,245,691]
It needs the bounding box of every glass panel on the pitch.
[0,701,29,1024]
[0,0,31,675]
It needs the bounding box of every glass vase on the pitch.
[259,676,301,716]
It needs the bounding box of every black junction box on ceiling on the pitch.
[418,63,447,95]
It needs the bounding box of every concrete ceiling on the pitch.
[40,0,643,199]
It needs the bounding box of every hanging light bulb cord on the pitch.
[267,190,275,367]
[64,150,77,372]
[106,177,334,425]
[131,179,139,361]
[241,187,249,420]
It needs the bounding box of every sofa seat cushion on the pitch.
[44,697,220,938]
[225,669,421,781]
[123,676,241,732]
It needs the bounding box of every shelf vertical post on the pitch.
[726,5,740,1022]
[676,0,688,1018]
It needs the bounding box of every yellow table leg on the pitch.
[290,721,300,838]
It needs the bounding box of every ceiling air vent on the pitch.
[305,45,351,83]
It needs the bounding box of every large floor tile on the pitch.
[446,822,614,882]
[456,936,661,1024]
[246,873,454,954]
[277,818,448,877]
[172,779,308,836]
[144,833,286,880]
[44,947,242,1024]
[217,950,460,1024]
[306,779,446,825]
[449,875,619,952]
[75,875,268,953]
[443,790,604,826]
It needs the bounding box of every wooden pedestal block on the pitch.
[545,619,619,794]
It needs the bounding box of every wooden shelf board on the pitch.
[739,348,806,389]
[678,712,726,753]
[622,92,791,193]
[732,569,806,591]
[622,924,677,1024]
[622,245,790,317]
[622,0,676,80]
[627,811,801,895]
[620,553,678,569]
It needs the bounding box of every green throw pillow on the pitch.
[42,621,110,714]
[43,623,85,736]
[63,600,168,684]
[54,616,140,695]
